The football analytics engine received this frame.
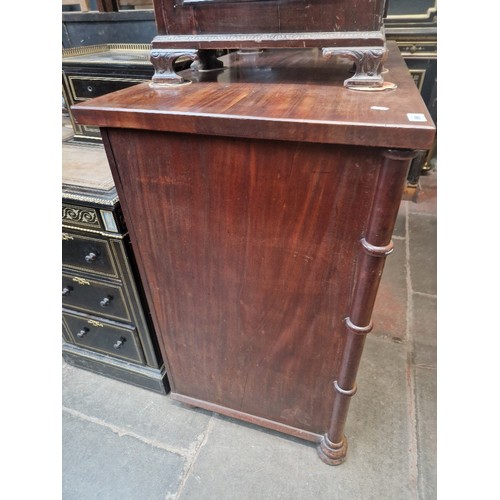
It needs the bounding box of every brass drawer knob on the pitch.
[85,252,98,263]
[100,295,113,307]
[62,286,73,296]
[76,327,89,338]
[113,337,126,350]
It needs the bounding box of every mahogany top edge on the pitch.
[72,42,436,150]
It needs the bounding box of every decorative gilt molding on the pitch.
[87,319,104,327]
[73,277,90,286]
[153,31,385,47]
[62,224,125,239]
[386,5,437,23]
[62,191,119,206]
[62,43,152,59]
[152,31,384,47]
[108,43,152,51]
[62,45,109,57]
[62,205,100,227]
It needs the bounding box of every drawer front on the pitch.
[62,233,119,278]
[68,76,145,101]
[62,274,131,323]
[62,311,145,364]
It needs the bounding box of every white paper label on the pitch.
[407,113,427,122]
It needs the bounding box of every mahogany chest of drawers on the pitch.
[62,142,169,393]
[72,43,435,463]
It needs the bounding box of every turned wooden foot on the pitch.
[322,47,387,88]
[317,434,348,465]
[150,49,198,86]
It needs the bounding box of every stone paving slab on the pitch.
[61,168,437,500]
[178,336,413,500]
[409,214,437,296]
[411,292,437,499]
[409,172,437,217]
[414,366,437,500]
[393,203,407,238]
[372,238,408,342]
[62,411,186,500]
[63,362,211,452]
[412,293,437,367]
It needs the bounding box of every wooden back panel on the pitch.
[153,0,387,35]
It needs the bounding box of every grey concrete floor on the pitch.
[62,144,437,499]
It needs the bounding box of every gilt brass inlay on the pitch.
[62,204,100,227]
[88,320,104,327]
[72,277,90,285]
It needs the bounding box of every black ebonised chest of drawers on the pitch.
[62,43,192,143]
[62,139,169,393]
[62,44,154,142]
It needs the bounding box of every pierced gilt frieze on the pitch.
[62,204,100,228]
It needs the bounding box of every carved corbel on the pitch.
[322,47,387,88]
[150,49,198,86]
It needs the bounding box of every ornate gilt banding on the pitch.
[62,205,99,227]
[72,277,90,285]
[334,380,357,396]
[344,317,373,335]
[88,320,104,327]
[360,238,394,257]
[153,31,385,48]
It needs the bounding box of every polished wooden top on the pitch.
[72,41,435,149]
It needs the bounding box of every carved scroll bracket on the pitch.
[322,46,387,89]
[150,49,198,87]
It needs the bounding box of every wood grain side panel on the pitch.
[107,128,382,433]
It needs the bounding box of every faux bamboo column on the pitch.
[317,148,417,465]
